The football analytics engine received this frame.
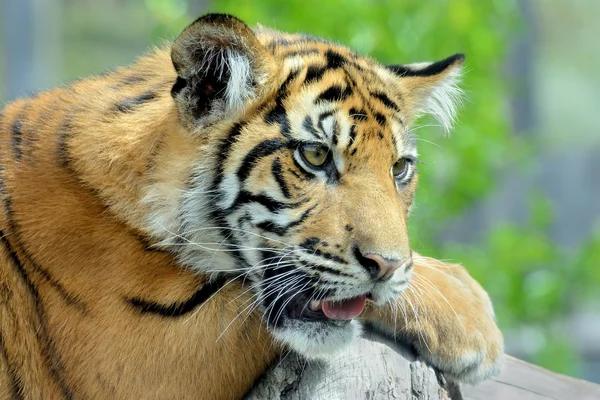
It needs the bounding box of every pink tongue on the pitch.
[321,296,367,320]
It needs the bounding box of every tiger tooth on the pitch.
[309,300,321,311]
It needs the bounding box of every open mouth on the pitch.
[286,292,368,322]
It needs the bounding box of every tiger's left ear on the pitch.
[387,54,465,133]
[171,13,276,129]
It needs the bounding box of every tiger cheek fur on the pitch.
[0,12,502,398]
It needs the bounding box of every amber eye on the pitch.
[392,158,410,179]
[300,144,329,167]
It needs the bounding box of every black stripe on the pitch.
[126,278,227,317]
[109,74,152,90]
[57,118,73,168]
[25,101,59,163]
[113,90,158,113]
[121,74,149,85]
[325,50,347,69]
[311,264,355,278]
[264,70,301,138]
[299,237,349,264]
[374,112,386,127]
[288,168,303,180]
[304,65,327,85]
[349,108,368,122]
[0,176,88,313]
[306,247,349,265]
[372,92,401,113]
[387,53,465,77]
[277,69,302,98]
[264,103,291,137]
[237,138,286,182]
[232,191,307,213]
[0,233,75,400]
[255,203,316,236]
[11,117,24,162]
[349,125,357,144]
[343,72,382,126]
[316,85,352,103]
[302,116,322,140]
[212,122,246,190]
[331,119,341,146]
[271,158,291,198]
[208,122,252,269]
[300,237,320,247]
[316,110,335,136]
[0,331,24,399]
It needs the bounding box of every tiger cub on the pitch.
[0,13,502,399]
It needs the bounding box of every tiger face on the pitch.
[164,14,463,358]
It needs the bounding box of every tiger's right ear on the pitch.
[171,14,275,129]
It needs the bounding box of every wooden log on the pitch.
[464,356,600,400]
[246,331,600,399]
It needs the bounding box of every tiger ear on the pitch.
[171,13,274,129]
[387,54,465,133]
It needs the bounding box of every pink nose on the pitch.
[363,254,410,280]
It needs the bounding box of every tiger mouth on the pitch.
[284,292,369,323]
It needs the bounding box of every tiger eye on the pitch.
[392,158,409,179]
[300,144,329,167]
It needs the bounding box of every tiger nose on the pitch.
[361,253,409,281]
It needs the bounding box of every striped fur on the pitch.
[0,13,502,399]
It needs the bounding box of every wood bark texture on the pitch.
[246,332,600,400]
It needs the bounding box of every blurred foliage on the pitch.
[149,0,600,375]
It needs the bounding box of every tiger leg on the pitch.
[361,253,503,384]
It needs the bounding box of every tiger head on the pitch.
[160,14,463,358]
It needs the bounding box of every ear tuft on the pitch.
[388,54,465,133]
[171,14,273,128]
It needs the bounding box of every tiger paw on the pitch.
[406,258,504,384]
[415,312,504,384]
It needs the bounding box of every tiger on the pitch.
[0,13,503,399]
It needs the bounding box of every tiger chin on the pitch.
[0,12,503,399]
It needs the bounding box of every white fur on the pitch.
[141,181,185,241]
[416,65,464,133]
[223,51,254,112]
[183,34,259,117]
[272,320,363,359]
[375,61,464,133]
[335,112,353,148]
[320,114,335,140]
[217,174,240,209]
[284,55,306,71]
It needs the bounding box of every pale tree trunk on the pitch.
[246,331,600,399]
